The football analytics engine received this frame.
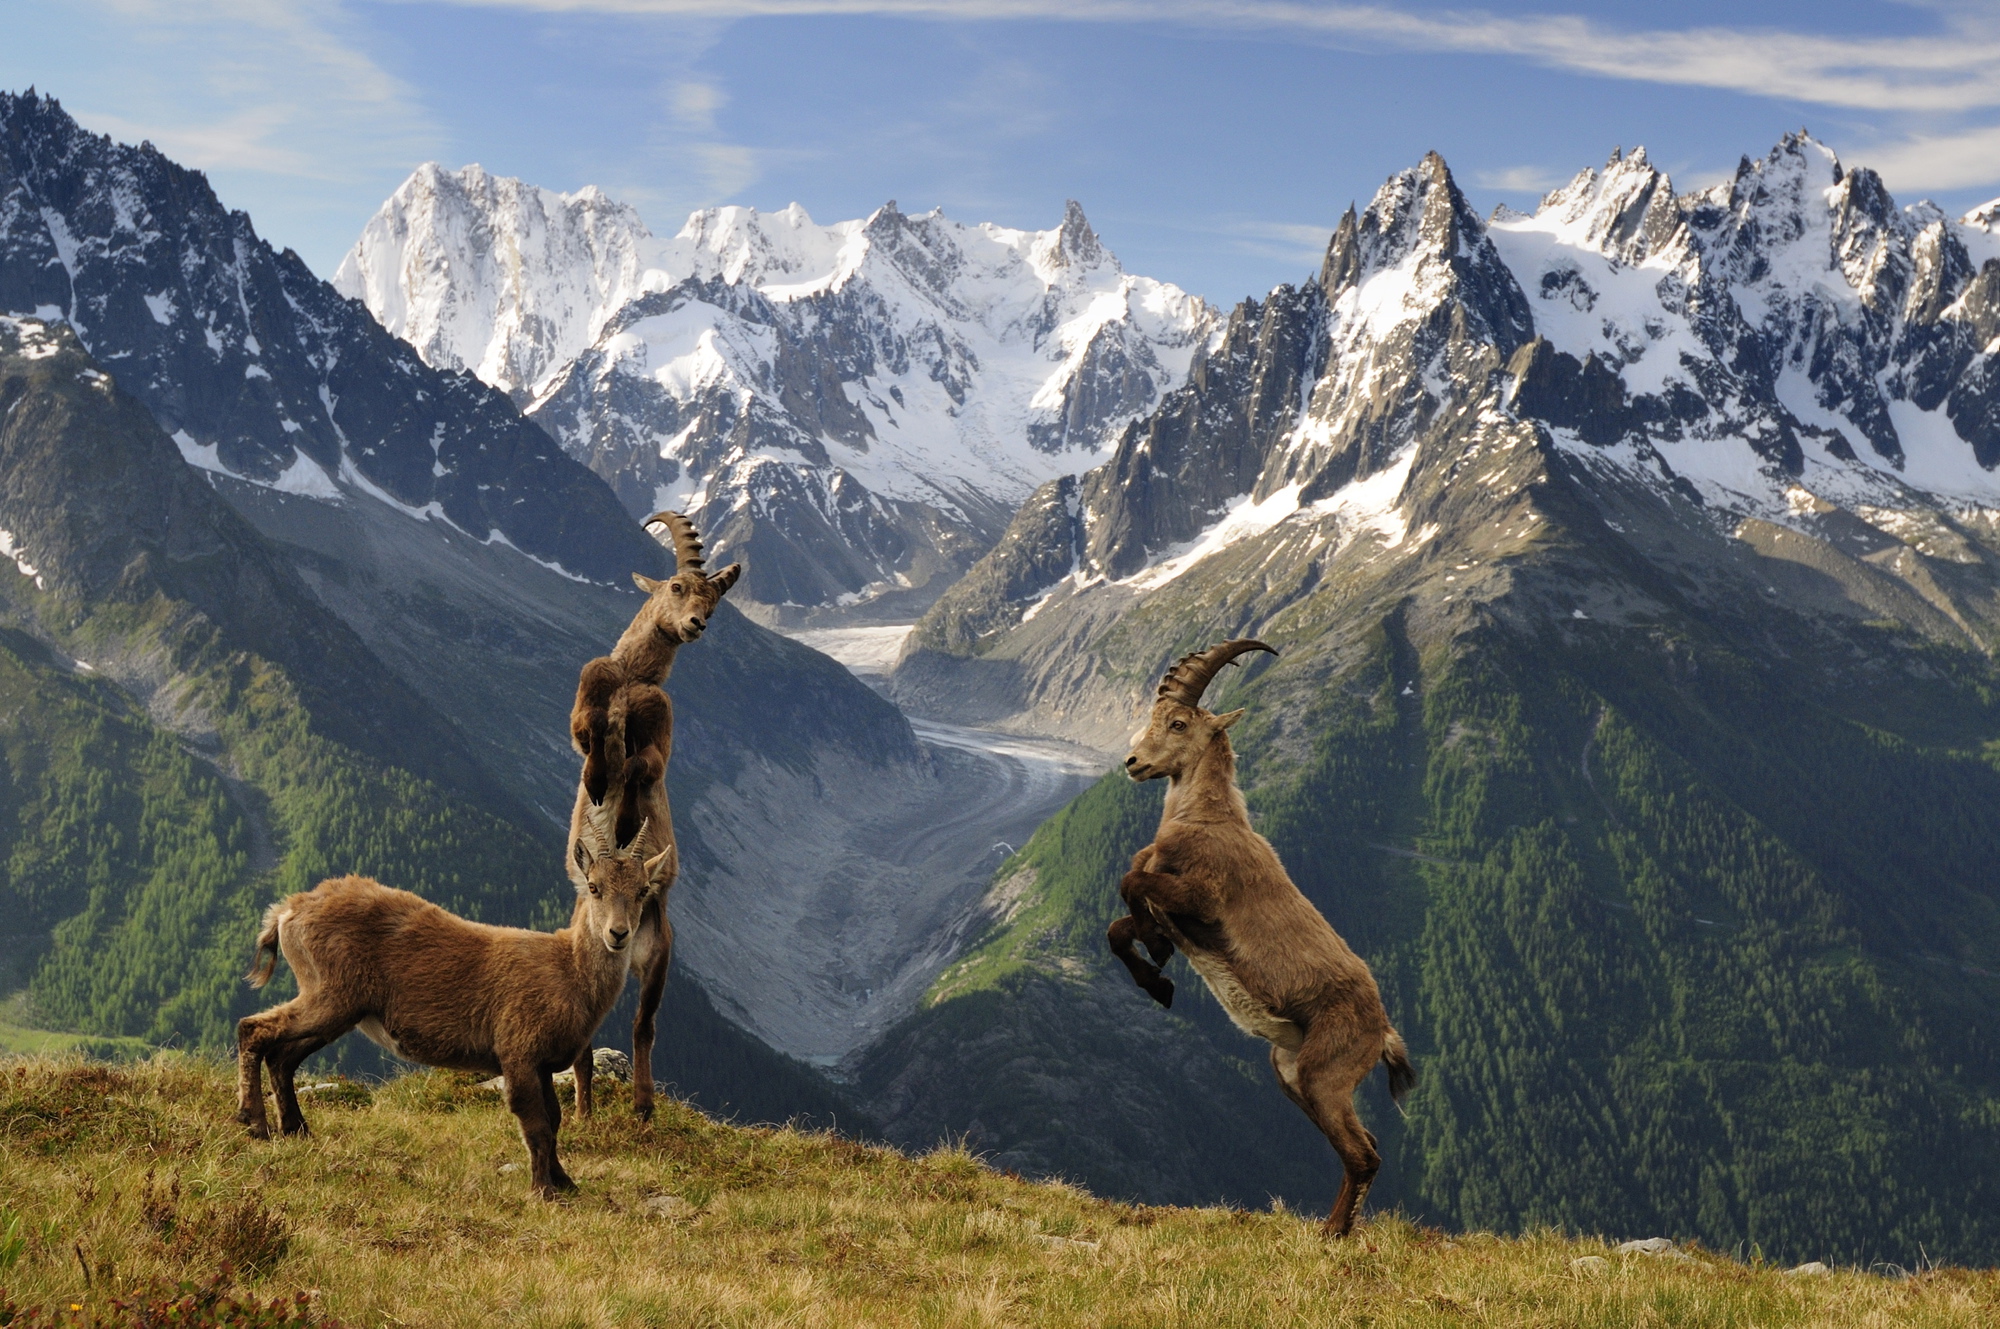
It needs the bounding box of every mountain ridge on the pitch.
[336,166,1216,616]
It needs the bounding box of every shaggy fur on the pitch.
[236,811,673,1198]
[1114,640,1417,1238]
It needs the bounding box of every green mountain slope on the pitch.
[0,316,856,1126]
[863,613,2000,1264]
[861,145,2000,1264]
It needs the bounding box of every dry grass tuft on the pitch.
[0,1054,1994,1327]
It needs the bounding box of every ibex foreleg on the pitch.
[1107,913,1176,1008]
[504,1062,574,1199]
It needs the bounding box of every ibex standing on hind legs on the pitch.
[566,510,740,1121]
[1110,639,1417,1238]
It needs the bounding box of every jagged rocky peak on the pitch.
[0,92,656,583]
[342,164,1215,615]
[910,132,2000,706]
[1047,199,1109,271]
[332,162,658,401]
[1525,145,1685,266]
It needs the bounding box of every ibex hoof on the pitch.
[633,1101,655,1123]
[1146,978,1175,1009]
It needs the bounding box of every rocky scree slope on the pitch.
[336,166,1215,617]
[0,315,861,1127]
[860,138,2000,1265]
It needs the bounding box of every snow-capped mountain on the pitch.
[0,93,654,585]
[901,135,2000,744]
[337,170,1215,615]
[332,163,660,404]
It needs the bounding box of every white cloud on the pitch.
[1847,122,2000,193]
[429,1,2000,113]
[1472,166,1570,194]
[65,0,439,181]
[1223,220,1335,266]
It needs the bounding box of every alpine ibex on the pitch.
[1111,639,1416,1238]
[236,800,674,1198]
[566,510,739,1121]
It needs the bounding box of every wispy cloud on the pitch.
[73,0,439,181]
[1472,165,1571,194]
[1223,220,1336,266]
[1848,122,2000,195]
[427,1,2000,113]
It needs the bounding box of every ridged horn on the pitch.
[580,796,616,859]
[643,510,706,572]
[624,816,653,859]
[1156,639,1277,709]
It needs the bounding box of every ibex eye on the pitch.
[1170,720,1187,732]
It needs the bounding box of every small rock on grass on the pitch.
[1571,1256,1609,1276]
[1786,1261,1831,1276]
[644,1194,695,1219]
[1616,1237,1690,1259]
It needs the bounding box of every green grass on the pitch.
[2,1056,1993,1328]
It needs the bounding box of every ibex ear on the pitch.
[633,573,664,594]
[645,845,677,886]
[568,838,593,889]
[711,563,741,597]
[1214,708,1246,730]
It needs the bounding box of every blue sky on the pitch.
[7,1,2000,305]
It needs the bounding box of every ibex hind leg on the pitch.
[269,1029,341,1136]
[570,1044,596,1119]
[236,1002,354,1139]
[1288,1022,1384,1239]
[629,903,672,1121]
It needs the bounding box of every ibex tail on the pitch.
[246,901,290,988]
[1382,1029,1417,1109]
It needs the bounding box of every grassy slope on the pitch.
[860,614,2000,1266]
[2,1056,1993,1328]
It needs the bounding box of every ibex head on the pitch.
[568,803,674,954]
[1125,639,1276,781]
[633,511,742,643]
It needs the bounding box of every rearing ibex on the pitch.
[1111,639,1416,1238]
[565,510,739,1120]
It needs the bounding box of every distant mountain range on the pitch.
[8,82,2000,1266]
[335,166,1214,617]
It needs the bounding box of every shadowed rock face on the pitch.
[905,135,2000,744]
[0,91,656,585]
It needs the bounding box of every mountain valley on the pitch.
[5,82,2000,1270]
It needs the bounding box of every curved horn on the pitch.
[624,816,653,859]
[643,511,706,573]
[1156,639,1277,709]
[580,797,616,858]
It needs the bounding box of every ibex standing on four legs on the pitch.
[1111,639,1416,1238]
[236,799,674,1198]
[566,511,740,1120]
